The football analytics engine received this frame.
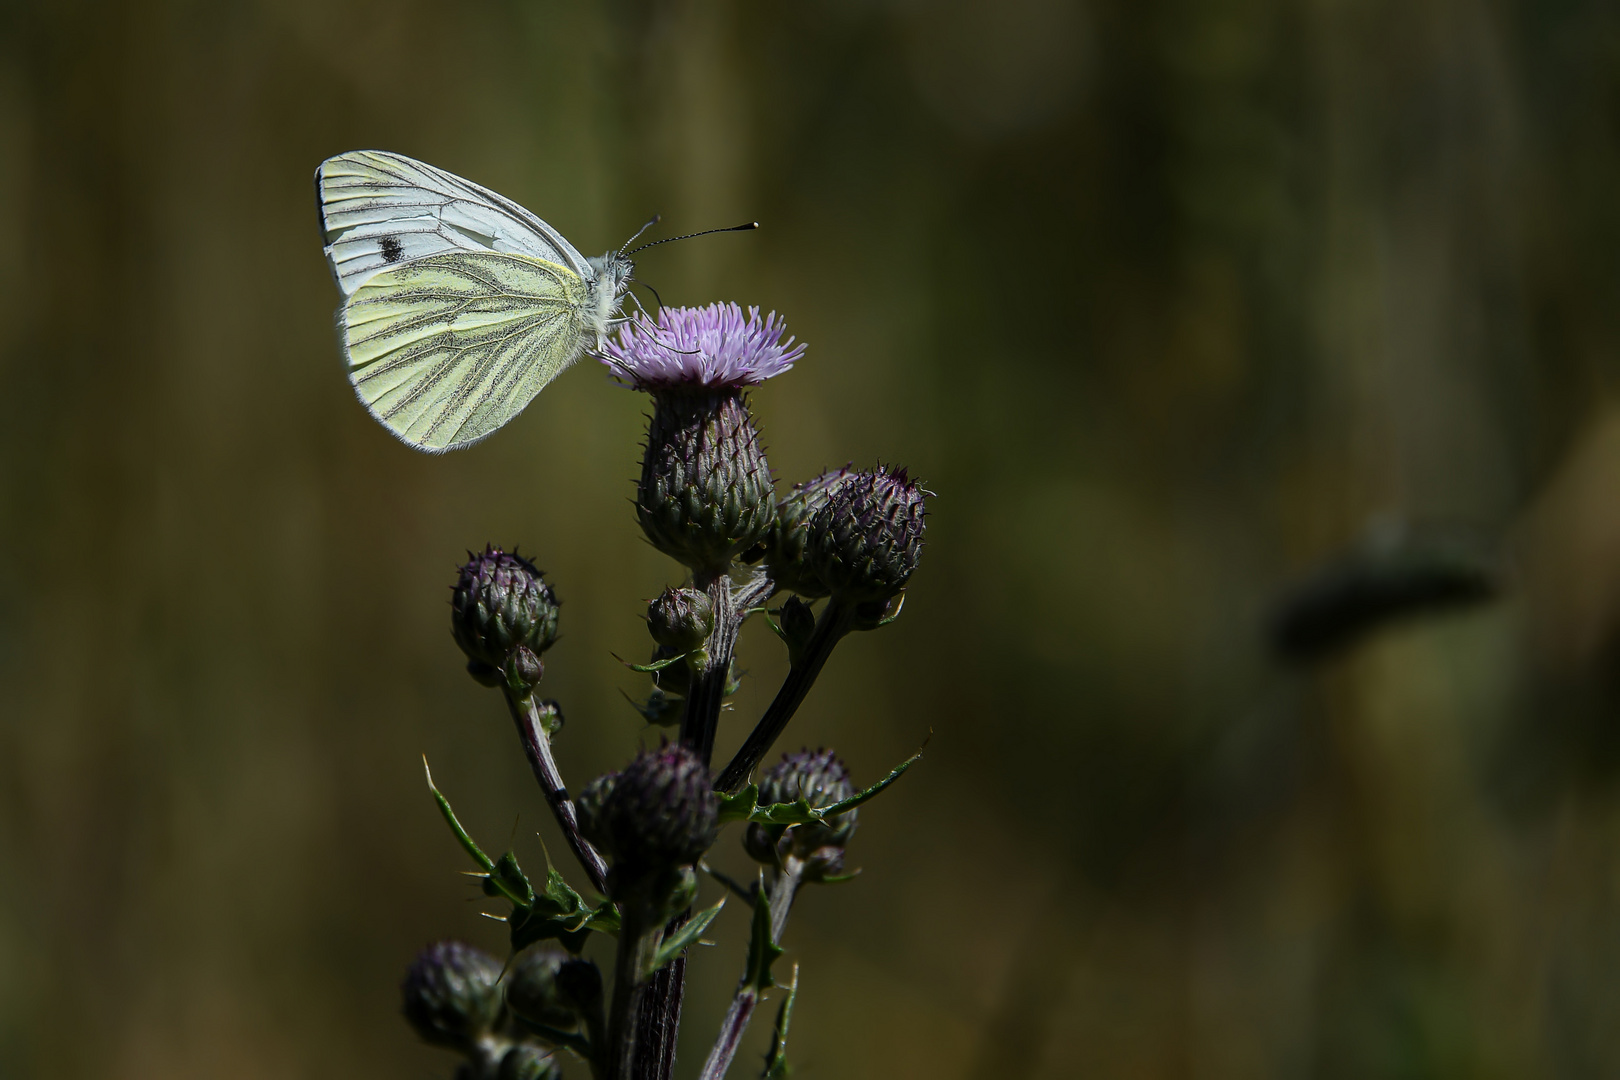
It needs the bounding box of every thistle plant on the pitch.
[404,302,929,1080]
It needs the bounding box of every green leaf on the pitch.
[700,861,758,902]
[491,851,535,907]
[717,784,760,823]
[762,964,800,1079]
[423,757,496,873]
[623,687,683,728]
[530,857,589,921]
[509,906,591,954]
[648,898,726,977]
[739,748,926,828]
[818,748,922,817]
[744,890,784,992]
[622,652,688,673]
[579,900,621,937]
[749,796,821,826]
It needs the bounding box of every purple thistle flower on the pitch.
[601,303,805,389]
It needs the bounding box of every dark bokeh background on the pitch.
[4,0,1620,1076]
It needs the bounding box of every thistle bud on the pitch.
[401,940,504,1051]
[636,389,776,574]
[554,957,604,1015]
[450,547,561,696]
[766,468,852,597]
[776,596,816,661]
[647,587,715,654]
[594,743,718,884]
[603,305,803,575]
[745,749,858,882]
[573,773,618,856]
[807,467,926,604]
[504,949,576,1030]
[497,1046,561,1080]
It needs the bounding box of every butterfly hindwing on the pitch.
[342,250,591,453]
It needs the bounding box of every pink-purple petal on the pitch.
[600,303,805,389]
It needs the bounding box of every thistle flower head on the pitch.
[646,586,715,655]
[400,940,504,1051]
[767,467,854,598]
[587,742,718,878]
[636,389,776,573]
[807,466,928,604]
[745,748,859,880]
[450,546,560,695]
[602,304,804,390]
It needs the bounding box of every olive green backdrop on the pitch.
[4,0,1620,1077]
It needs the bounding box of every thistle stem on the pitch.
[635,571,770,1080]
[631,953,684,1080]
[716,600,856,793]
[680,574,736,765]
[698,862,804,1080]
[504,691,611,896]
[606,906,662,1080]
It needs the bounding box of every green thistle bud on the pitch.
[497,1046,561,1080]
[766,468,852,597]
[595,743,718,884]
[400,940,504,1051]
[574,772,618,857]
[636,390,776,574]
[504,949,576,1030]
[554,957,604,1015]
[807,466,927,604]
[450,547,561,697]
[745,749,858,882]
[646,586,715,654]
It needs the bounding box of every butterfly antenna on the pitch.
[628,221,758,256]
[618,214,662,257]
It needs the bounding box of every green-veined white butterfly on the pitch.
[315,150,638,453]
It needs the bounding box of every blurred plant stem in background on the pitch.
[3,0,1620,1077]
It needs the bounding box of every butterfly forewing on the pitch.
[317,150,593,296]
[343,251,590,452]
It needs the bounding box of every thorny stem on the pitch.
[716,599,856,792]
[632,954,684,1080]
[698,861,804,1080]
[636,572,773,1080]
[503,692,611,896]
[680,573,736,766]
[607,905,662,1080]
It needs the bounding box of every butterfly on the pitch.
[314,150,636,452]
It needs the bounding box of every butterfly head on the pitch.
[583,251,636,345]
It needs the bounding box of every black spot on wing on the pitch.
[380,235,404,263]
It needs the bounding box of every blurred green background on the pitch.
[4,0,1620,1076]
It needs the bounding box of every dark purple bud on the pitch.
[647,586,715,654]
[807,466,926,604]
[766,467,853,597]
[636,390,776,574]
[450,547,561,696]
[598,743,719,876]
[573,772,619,858]
[745,749,859,882]
[401,940,504,1051]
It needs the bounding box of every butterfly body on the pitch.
[315,150,633,452]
